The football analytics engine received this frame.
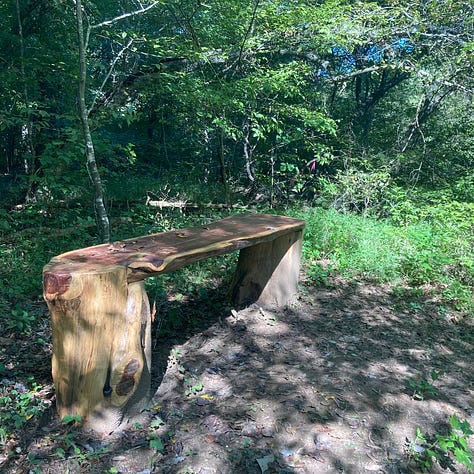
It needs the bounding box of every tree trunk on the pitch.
[218,125,231,204]
[243,120,255,184]
[16,0,37,200]
[76,0,111,243]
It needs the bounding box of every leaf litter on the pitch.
[2,276,474,473]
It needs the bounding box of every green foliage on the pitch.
[1,1,473,470]
[149,437,164,452]
[318,167,393,216]
[147,414,165,452]
[408,415,473,472]
[61,414,83,425]
[184,375,204,397]
[408,370,442,401]
[0,204,99,311]
[292,205,474,316]
[6,307,37,334]
[0,379,48,445]
[295,207,407,281]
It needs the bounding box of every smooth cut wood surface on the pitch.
[43,213,306,284]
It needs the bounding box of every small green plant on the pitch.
[184,375,203,396]
[53,418,85,459]
[408,370,443,400]
[307,261,331,286]
[0,427,7,445]
[52,417,109,463]
[0,381,48,441]
[408,414,473,472]
[61,413,83,425]
[6,307,37,333]
[150,417,165,429]
[27,453,43,473]
[149,437,164,452]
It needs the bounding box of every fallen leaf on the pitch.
[199,394,215,400]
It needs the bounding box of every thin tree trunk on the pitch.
[243,121,255,184]
[76,0,110,242]
[218,125,231,204]
[16,0,36,200]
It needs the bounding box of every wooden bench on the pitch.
[43,213,305,432]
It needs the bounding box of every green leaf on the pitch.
[149,437,164,452]
[415,427,427,443]
[55,447,66,459]
[425,448,438,464]
[449,414,461,430]
[453,447,472,468]
[437,437,454,452]
[150,417,164,428]
[457,437,468,450]
[61,414,82,424]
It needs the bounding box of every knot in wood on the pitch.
[116,358,139,397]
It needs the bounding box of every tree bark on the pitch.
[76,0,111,243]
[218,125,231,204]
[15,0,36,199]
[229,229,303,307]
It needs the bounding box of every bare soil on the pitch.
[2,275,474,474]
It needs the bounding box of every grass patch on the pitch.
[290,206,474,315]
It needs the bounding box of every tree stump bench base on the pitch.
[43,213,305,433]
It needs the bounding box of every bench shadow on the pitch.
[148,282,234,395]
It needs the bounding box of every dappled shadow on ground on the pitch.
[3,277,474,473]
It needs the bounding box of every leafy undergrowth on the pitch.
[290,206,474,316]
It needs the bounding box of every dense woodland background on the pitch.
[1,0,473,303]
[0,0,473,471]
[1,0,473,218]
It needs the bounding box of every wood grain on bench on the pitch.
[44,213,305,285]
[43,213,305,433]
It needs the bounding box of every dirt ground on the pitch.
[2,275,474,474]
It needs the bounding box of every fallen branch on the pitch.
[145,198,247,210]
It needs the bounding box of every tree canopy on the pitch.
[0,0,472,222]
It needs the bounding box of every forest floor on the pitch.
[1,273,474,474]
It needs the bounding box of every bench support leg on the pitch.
[43,267,151,433]
[229,229,303,308]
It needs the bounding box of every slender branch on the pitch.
[331,63,414,82]
[88,37,135,115]
[401,78,456,154]
[91,1,161,29]
[401,94,425,153]
[175,3,200,47]
[237,0,260,68]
